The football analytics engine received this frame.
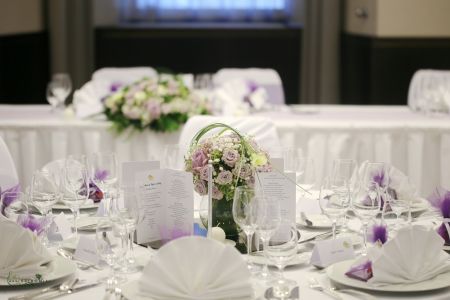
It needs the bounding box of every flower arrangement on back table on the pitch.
[103,74,210,134]
[184,123,271,250]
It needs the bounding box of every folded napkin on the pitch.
[139,236,252,300]
[0,215,53,278]
[346,225,450,286]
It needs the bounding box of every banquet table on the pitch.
[1,104,450,196]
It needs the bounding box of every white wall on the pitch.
[0,0,44,36]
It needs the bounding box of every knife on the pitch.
[298,230,335,244]
[33,282,102,300]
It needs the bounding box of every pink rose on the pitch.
[216,170,233,185]
[199,165,210,181]
[194,180,207,195]
[146,100,161,119]
[222,148,240,167]
[233,163,252,179]
[191,149,208,172]
[212,185,224,200]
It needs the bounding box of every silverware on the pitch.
[8,277,75,300]
[308,278,342,300]
[264,286,299,299]
[309,278,376,300]
[57,248,101,270]
[298,230,335,244]
[36,282,102,300]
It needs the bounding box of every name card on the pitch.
[51,212,72,240]
[74,236,100,265]
[310,238,355,269]
[135,169,194,245]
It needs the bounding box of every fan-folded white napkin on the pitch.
[139,236,253,300]
[367,225,450,286]
[0,216,53,278]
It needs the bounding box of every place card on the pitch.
[74,235,100,265]
[310,238,355,269]
[135,169,194,245]
[51,212,73,240]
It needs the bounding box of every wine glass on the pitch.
[47,73,72,111]
[232,186,258,273]
[30,170,60,245]
[96,218,127,289]
[319,177,350,239]
[295,157,316,196]
[266,221,299,298]
[254,197,281,281]
[330,159,357,234]
[89,152,118,216]
[1,191,28,221]
[61,158,89,240]
[388,198,408,229]
[161,144,185,170]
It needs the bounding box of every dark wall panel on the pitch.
[341,34,450,105]
[95,26,302,104]
[0,32,49,104]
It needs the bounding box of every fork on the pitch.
[309,278,376,300]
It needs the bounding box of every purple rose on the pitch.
[212,185,223,200]
[222,148,240,167]
[194,180,207,195]
[216,170,233,185]
[146,100,161,119]
[191,149,209,172]
[199,165,210,181]
[233,164,252,179]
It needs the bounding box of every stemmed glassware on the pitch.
[61,157,89,240]
[232,186,258,273]
[319,177,350,239]
[295,157,316,196]
[46,73,72,112]
[388,198,408,229]
[254,197,281,280]
[266,221,299,298]
[30,170,60,245]
[88,152,118,216]
[96,218,127,289]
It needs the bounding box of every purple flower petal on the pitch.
[345,260,373,282]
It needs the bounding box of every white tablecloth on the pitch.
[1,104,449,196]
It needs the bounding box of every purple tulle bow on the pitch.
[345,260,373,282]
[88,181,103,203]
[16,214,50,236]
[0,184,21,216]
[368,223,388,245]
[427,187,450,243]
[94,169,109,181]
[159,227,190,245]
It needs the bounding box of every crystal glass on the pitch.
[1,191,28,221]
[61,158,89,240]
[295,157,316,195]
[232,186,258,273]
[254,197,281,281]
[30,170,60,245]
[47,73,72,111]
[267,147,295,173]
[266,221,299,298]
[319,177,350,239]
[388,198,408,229]
[96,218,127,289]
[88,152,118,216]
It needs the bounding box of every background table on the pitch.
[1,104,449,196]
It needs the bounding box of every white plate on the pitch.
[52,202,99,210]
[409,198,430,214]
[327,259,450,292]
[247,252,311,267]
[76,216,102,232]
[0,256,76,286]
[297,214,332,229]
[121,280,263,300]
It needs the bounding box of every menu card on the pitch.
[135,169,194,245]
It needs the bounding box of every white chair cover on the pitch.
[179,115,281,155]
[407,69,450,113]
[213,68,285,105]
[73,67,158,119]
[0,136,18,190]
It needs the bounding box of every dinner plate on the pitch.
[327,259,450,292]
[0,256,76,286]
[121,280,263,300]
[247,252,311,267]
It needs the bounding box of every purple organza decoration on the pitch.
[94,169,109,181]
[0,184,21,216]
[17,214,50,236]
[345,260,373,282]
[427,187,450,244]
[368,223,388,244]
[159,227,191,244]
[79,181,104,203]
[110,82,122,92]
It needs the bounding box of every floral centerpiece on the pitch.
[103,74,210,134]
[184,123,271,251]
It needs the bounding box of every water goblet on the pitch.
[266,221,299,298]
[295,157,316,196]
